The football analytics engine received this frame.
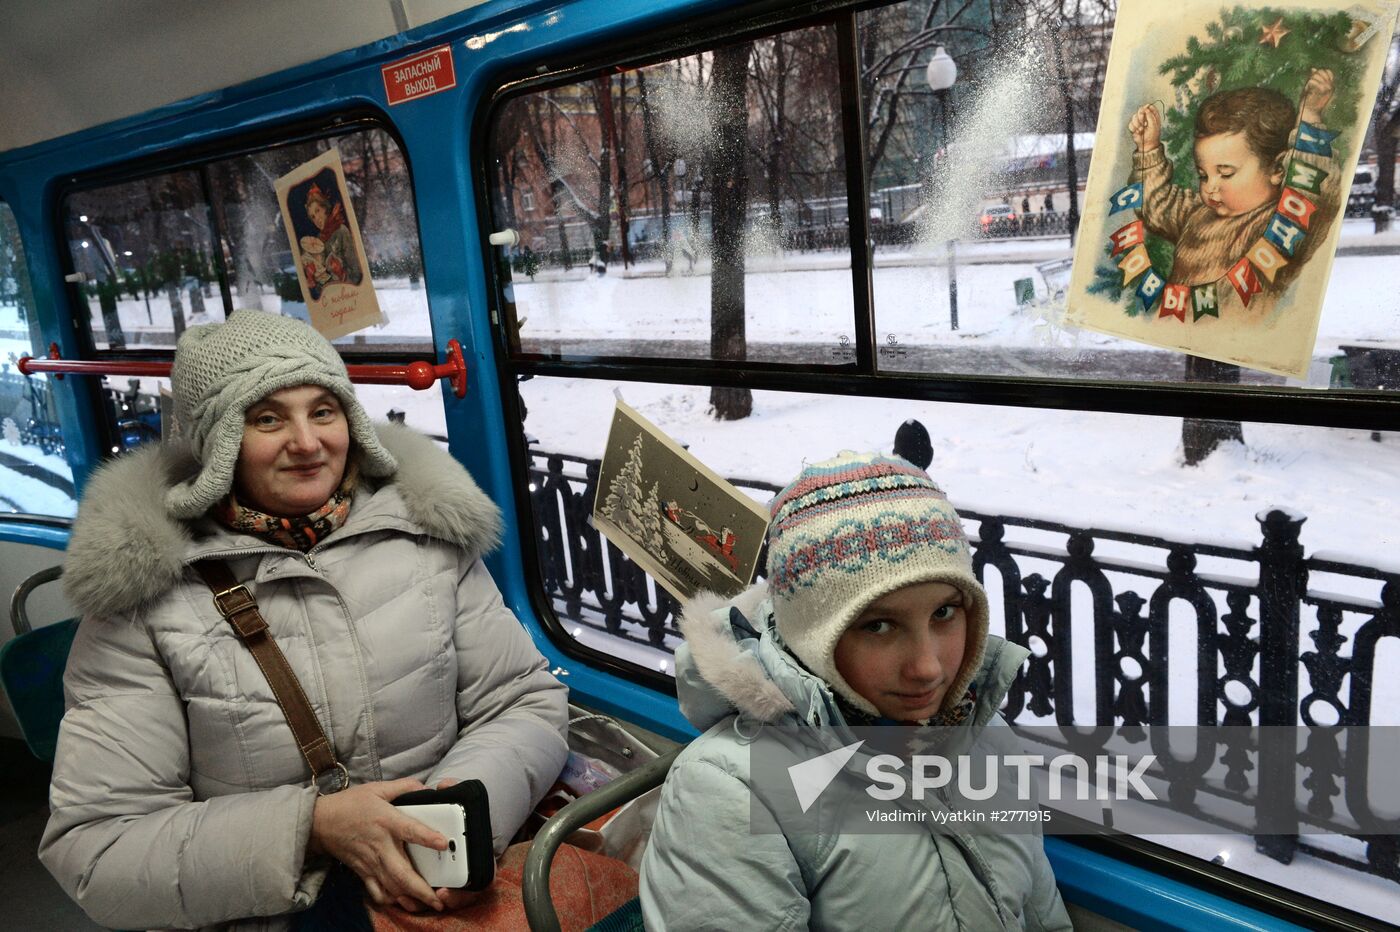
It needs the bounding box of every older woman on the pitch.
[41,310,568,931]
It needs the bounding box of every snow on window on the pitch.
[487,24,856,365]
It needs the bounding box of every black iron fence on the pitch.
[526,446,1400,882]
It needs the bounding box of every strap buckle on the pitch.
[211,584,254,618]
[211,585,267,637]
[314,761,350,796]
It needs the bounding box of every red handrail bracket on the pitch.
[445,339,467,398]
[16,343,63,379]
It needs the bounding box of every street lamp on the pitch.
[926,46,959,332]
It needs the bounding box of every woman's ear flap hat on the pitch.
[765,452,989,716]
[165,310,397,519]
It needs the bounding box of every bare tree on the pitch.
[708,42,756,421]
[1369,34,1400,232]
[636,70,676,273]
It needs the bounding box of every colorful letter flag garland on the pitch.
[1109,182,1144,213]
[1103,122,1333,321]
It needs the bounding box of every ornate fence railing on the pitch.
[526,446,1400,882]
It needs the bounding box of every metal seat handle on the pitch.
[522,747,681,932]
[9,565,63,637]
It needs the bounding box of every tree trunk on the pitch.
[610,73,633,269]
[165,280,187,339]
[1049,16,1080,245]
[98,286,126,350]
[766,39,787,247]
[1375,124,1397,233]
[637,71,674,274]
[708,42,754,422]
[592,76,615,260]
[1182,355,1244,466]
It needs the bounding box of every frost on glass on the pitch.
[1,203,76,517]
[61,128,432,355]
[488,25,855,368]
[858,0,1398,391]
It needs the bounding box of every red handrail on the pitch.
[17,339,469,398]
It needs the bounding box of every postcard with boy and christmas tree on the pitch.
[592,400,768,603]
[1066,1,1397,378]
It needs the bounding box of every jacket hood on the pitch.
[63,422,502,618]
[675,582,1026,733]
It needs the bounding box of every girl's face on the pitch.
[833,581,968,721]
[234,385,350,517]
[1194,131,1283,217]
[307,200,329,231]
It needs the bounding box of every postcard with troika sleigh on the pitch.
[592,401,769,605]
[1066,1,1397,378]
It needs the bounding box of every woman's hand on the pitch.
[1301,68,1334,125]
[429,778,489,911]
[308,777,449,912]
[1129,104,1161,153]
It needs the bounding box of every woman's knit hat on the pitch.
[164,310,397,519]
[765,452,989,717]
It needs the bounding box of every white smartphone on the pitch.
[399,803,471,889]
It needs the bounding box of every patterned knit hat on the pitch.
[165,310,397,519]
[765,452,988,717]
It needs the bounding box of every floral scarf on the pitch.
[216,463,357,551]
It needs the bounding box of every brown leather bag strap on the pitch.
[194,560,348,795]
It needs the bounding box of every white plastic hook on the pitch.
[488,229,519,247]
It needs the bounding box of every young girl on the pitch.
[640,452,1070,930]
[1128,69,1337,313]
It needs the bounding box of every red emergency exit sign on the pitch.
[382,45,456,106]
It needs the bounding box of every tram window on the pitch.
[487,24,855,365]
[1,202,77,517]
[62,126,432,355]
[485,3,1400,922]
[518,373,1400,923]
[65,171,220,353]
[857,1,1397,391]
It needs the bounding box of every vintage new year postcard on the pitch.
[274,148,384,340]
[592,401,769,604]
[1066,1,1397,377]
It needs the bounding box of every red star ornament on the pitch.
[1259,17,1290,49]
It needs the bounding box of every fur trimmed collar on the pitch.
[676,584,797,724]
[62,422,502,618]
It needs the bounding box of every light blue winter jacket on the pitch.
[639,584,1072,931]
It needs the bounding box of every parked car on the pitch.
[1348,166,1377,217]
[978,203,1019,236]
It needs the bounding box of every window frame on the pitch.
[50,110,435,459]
[53,108,429,366]
[471,2,1400,929]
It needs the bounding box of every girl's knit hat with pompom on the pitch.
[764,452,988,717]
[164,310,397,519]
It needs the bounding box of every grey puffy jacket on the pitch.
[41,423,569,932]
[639,585,1073,931]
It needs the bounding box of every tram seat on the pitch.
[523,746,680,932]
[2,566,76,763]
